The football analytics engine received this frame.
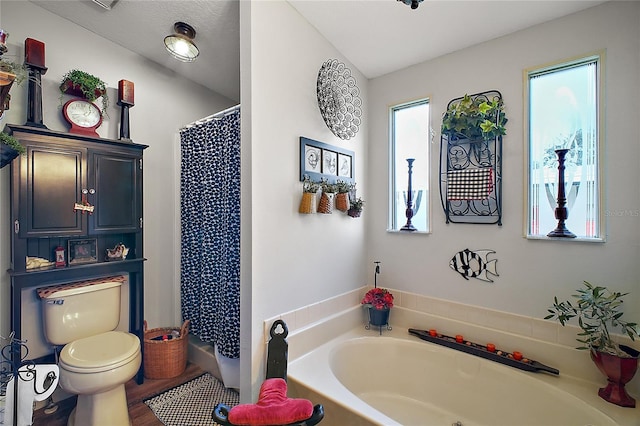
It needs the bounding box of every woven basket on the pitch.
[143,319,190,379]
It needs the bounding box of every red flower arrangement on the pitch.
[361,287,394,310]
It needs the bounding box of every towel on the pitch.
[447,168,493,200]
[227,378,313,426]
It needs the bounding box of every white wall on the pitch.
[367,2,640,322]
[243,1,368,400]
[0,1,235,345]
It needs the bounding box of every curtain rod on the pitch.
[181,104,240,130]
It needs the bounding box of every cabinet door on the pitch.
[88,151,141,234]
[18,142,87,238]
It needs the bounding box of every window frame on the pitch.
[388,97,431,233]
[523,51,606,242]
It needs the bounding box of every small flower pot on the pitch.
[298,192,317,214]
[347,208,361,218]
[368,307,390,327]
[335,192,350,212]
[317,192,334,214]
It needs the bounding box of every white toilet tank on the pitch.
[38,276,126,346]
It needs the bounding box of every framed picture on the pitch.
[68,239,98,265]
[322,149,338,176]
[299,136,354,184]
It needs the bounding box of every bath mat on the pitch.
[144,372,239,426]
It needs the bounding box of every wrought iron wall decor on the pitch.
[439,91,503,225]
[300,136,354,185]
[316,59,362,140]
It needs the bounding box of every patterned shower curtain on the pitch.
[180,108,240,359]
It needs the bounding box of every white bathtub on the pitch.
[288,326,638,426]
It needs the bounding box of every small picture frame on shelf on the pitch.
[68,239,98,265]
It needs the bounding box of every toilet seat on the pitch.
[60,331,140,373]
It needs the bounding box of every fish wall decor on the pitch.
[450,248,499,283]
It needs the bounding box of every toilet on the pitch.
[38,276,141,426]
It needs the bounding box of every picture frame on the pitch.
[300,136,354,184]
[68,239,98,265]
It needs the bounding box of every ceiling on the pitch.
[29,0,606,104]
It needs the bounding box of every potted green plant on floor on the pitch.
[441,93,507,141]
[1,130,25,169]
[545,281,639,407]
[59,69,109,115]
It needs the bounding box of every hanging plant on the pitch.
[441,93,507,141]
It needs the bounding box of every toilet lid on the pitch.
[60,331,140,373]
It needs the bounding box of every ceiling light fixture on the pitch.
[164,22,199,62]
[398,0,423,9]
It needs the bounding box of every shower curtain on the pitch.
[180,107,240,359]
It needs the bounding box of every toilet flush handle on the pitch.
[46,299,64,305]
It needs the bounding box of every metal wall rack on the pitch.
[439,90,503,225]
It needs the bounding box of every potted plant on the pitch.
[361,287,394,329]
[347,197,364,218]
[0,58,28,116]
[545,281,639,407]
[59,69,109,115]
[0,131,25,169]
[335,180,354,212]
[318,180,337,214]
[441,93,507,141]
[298,176,320,214]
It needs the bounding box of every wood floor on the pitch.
[32,363,206,426]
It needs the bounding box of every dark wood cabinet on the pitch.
[4,124,148,382]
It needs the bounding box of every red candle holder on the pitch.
[429,329,437,337]
[455,335,464,343]
[486,343,496,353]
[513,351,523,361]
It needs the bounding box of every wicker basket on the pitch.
[143,319,190,379]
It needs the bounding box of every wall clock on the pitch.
[316,59,362,140]
[62,98,103,137]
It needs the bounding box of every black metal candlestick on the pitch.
[401,158,417,231]
[547,149,576,238]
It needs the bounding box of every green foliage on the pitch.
[349,197,364,211]
[60,69,109,114]
[335,179,354,194]
[0,132,25,155]
[301,176,320,193]
[0,59,28,85]
[545,281,639,357]
[441,94,507,141]
[321,179,337,194]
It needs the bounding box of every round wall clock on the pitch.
[62,98,103,137]
[316,59,362,140]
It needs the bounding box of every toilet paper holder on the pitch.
[1,332,60,426]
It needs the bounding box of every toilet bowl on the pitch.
[60,331,141,426]
[38,277,141,426]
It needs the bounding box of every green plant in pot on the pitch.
[441,93,507,141]
[347,197,364,218]
[0,131,25,169]
[545,281,639,407]
[59,69,109,115]
[298,176,320,214]
[0,58,28,115]
[318,180,337,214]
[335,179,354,212]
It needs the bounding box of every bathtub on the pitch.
[287,325,638,426]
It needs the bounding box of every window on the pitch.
[390,99,430,232]
[526,54,603,240]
